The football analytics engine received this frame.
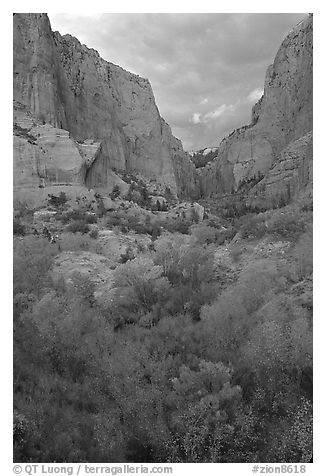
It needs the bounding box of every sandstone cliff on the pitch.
[196,14,313,202]
[13,13,197,200]
[13,13,312,206]
[249,131,313,207]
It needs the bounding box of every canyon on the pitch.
[13,15,314,463]
[13,13,312,207]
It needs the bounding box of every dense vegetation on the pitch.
[13,193,313,463]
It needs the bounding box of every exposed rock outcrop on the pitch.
[52,251,113,285]
[13,13,196,200]
[166,202,205,222]
[249,131,313,206]
[14,102,89,206]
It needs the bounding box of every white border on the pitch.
[2,2,324,472]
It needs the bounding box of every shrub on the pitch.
[136,241,146,253]
[13,236,57,297]
[96,198,107,217]
[164,186,174,202]
[120,246,135,264]
[214,227,237,245]
[60,210,82,224]
[292,229,313,278]
[85,214,97,224]
[66,220,90,234]
[190,208,200,223]
[191,225,218,245]
[60,210,97,225]
[70,272,96,306]
[164,218,191,234]
[206,217,222,229]
[154,235,215,289]
[47,192,68,208]
[132,223,150,235]
[200,259,281,362]
[301,200,313,212]
[14,202,34,219]
[150,223,161,241]
[13,219,26,236]
[125,181,150,207]
[106,213,122,228]
[58,233,95,252]
[109,185,121,200]
[89,228,99,239]
[229,245,243,263]
[113,257,170,313]
[154,200,168,212]
[237,213,267,239]
[267,210,308,240]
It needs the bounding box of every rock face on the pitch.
[249,131,313,206]
[13,13,312,206]
[52,251,113,285]
[52,251,114,305]
[196,14,313,201]
[13,13,197,200]
[14,102,87,205]
[13,101,114,207]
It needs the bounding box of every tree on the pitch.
[14,236,57,297]
[109,185,121,200]
[167,360,242,462]
[190,224,218,245]
[107,257,171,326]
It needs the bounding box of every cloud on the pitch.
[49,13,307,150]
[204,103,236,121]
[154,63,170,73]
[247,88,264,102]
[191,103,237,124]
[190,113,202,124]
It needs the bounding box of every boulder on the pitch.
[168,202,205,222]
[52,250,114,290]
[102,197,118,211]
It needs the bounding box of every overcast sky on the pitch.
[49,13,306,151]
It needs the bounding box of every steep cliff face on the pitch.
[13,100,99,206]
[249,132,313,206]
[196,14,313,200]
[13,13,312,205]
[13,13,196,198]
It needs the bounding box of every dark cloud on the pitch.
[49,13,306,151]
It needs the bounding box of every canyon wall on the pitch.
[196,14,313,202]
[13,13,312,205]
[13,13,197,200]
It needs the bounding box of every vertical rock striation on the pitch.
[13,13,312,204]
[13,13,196,199]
